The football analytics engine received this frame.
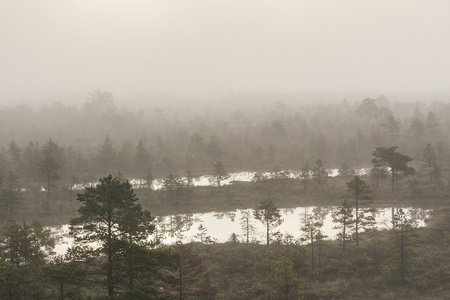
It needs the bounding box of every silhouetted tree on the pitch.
[254,199,283,246]
[387,209,420,284]
[135,140,151,174]
[0,219,54,299]
[37,148,60,199]
[423,143,438,183]
[312,159,328,189]
[371,146,415,195]
[211,161,230,188]
[240,210,256,245]
[173,243,211,300]
[332,199,354,253]
[69,175,156,298]
[357,98,379,123]
[425,112,440,144]
[300,162,311,197]
[84,90,116,116]
[381,114,400,144]
[162,175,188,203]
[346,176,373,246]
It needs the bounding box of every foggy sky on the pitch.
[1,0,449,103]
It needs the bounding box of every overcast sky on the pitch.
[1,0,449,103]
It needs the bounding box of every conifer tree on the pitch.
[332,199,354,253]
[69,175,158,298]
[372,146,415,195]
[254,199,283,246]
[346,176,373,246]
[387,209,420,284]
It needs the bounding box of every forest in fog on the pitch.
[1,91,449,183]
[1,92,450,299]
[2,0,450,298]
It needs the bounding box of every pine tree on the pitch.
[346,176,373,246]
[69,175,157,298]
[211,161,230,187]
[423,143,438,183]
[173,243,211,299]
[0,219,54,299]
[240,209,256,245]
[387,209,420,284]
[254,199,283,246]
[332,199,355,253]
[372,146,415,195]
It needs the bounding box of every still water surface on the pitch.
[52,206,429,255]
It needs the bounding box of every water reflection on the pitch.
[155,214,199,241]
[149,206,430,245]
[52,206,429,255]
[212,211,236,221]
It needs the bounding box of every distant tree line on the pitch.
[1,92,450,180]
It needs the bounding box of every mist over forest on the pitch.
[1,1,450,299]
[1,91,450,179]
